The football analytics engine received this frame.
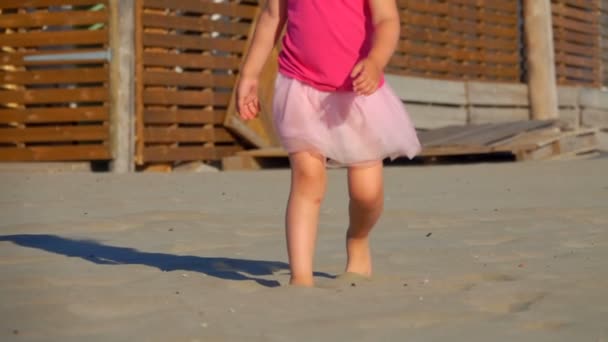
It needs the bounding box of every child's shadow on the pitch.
[0,234,334,288]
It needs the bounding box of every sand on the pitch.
[1,159,607,341]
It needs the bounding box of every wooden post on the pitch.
[109,0,135,172]
[524,0,559,120]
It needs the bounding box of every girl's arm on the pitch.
[352,0,400,96]
[241,0,287,78]
[237,0,287,119]
[367,0,400,70]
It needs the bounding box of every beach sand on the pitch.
[1,159,607,341]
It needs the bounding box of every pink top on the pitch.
[278,0,383,92]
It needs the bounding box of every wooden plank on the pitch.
[555,129,598,154]
[0,0,109,9]
[553,16,598,35]
[142,13,250,36]
[0,145,110,161]
[143,127,235,143]
[400,27,519,51]
[142,89,230,106]
[0,126,109,143]
[557,86,581,107]
[0,107,109,123]
[143,52,240,69]
[144,109,224,124]
[1,49,109,66]
[399,12,518,39]
[0,10,107,28]
[135,0,144,165]
[454,121,555,146]
[469,108,530,124]
[109,0,136,172]
[525,0,559,119]
[395,43,519,65]
[388,57,520,80]
[0,88,108,104]
[559,108,581,129]
[0,68,108,85]
[405,104,468,130]
[143,33,246,53]
[579,88,608,109]
[143,145,242,162]
[143,70,235,88]
[385,74,467,105]
[467,82,529,106]
[237,147,288,157]
[581,108,608,128]
[143,0,257,19]
[0,30,108,47]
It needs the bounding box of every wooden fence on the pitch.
[134,0,253,165]
[1,0,606,167]
[0,0,111,161]
[389,0,521,82]
[552,0,601,86]
[601,0,608,86]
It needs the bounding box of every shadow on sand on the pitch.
[0,234,334,288]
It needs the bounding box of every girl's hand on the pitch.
[236,77,260,120]
[351,58,382,96]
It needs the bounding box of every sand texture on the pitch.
[1,160,607,341]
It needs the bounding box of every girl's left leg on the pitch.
[345,161,384,276]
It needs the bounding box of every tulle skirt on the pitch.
[272,73,421,166]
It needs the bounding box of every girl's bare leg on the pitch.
[286,152,327,286]
[345,162,384,276]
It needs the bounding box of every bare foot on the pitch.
[289,276,314,287]
[345,235,372,277]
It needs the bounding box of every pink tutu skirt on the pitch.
[272,73,421,166]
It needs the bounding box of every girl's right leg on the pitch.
[286,151,327,286]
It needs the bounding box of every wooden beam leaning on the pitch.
[109,0,136,172]
[524,0,559,119]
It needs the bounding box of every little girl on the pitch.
[237,0,421,287]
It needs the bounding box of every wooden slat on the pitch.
[401,28,519,51]
[399,12,518,39]
[469,108,530,124]
[0,145,110,161]
[143,52,240,69]
[143,33,246,53]
[143,0,257,19]
[143,70,235,88]
[389,57,520,79]
[142,89,230,106]
[0,0,109,9]
[142,13,250,35]
[143,145,242,162]
[0,30,108,47]
[0,107,109,123]
[144,109,224,124]
[0,88,108,104]
[406,104,468,130]
[0,126,109,143]
[0,68,108,85]
[385,74,467,105]
[467,82,529,106]
[1,49,108,66]
[0,11,107,28]
[396,42,519,64]
[143,127,235,143]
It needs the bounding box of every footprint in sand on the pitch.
[465,281,547,314]
[437,272,519,293]
[521,320,571,331]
